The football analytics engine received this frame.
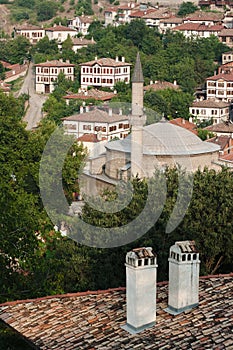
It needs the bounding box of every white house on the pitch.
[14,25,45,44]
[80,56,131,90]
[206,72,233,102]
[222,51,233,64]
[68,15,93,35]
[189,100,230,124]
[34,59,75,94]
[70,37,96,53]
[62,106,130,141]
[183,11,224,26]
[45,24,77,43]
[173,23,224,38]
[159,17,183,33]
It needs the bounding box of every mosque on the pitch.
[81,53,220,194]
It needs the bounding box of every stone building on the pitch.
[83,53,220,194]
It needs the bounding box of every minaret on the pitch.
[130,52,146,178]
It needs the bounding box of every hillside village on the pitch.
[0,0,233,349]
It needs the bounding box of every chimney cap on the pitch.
[126,247,157,267]
[172,240,198,253]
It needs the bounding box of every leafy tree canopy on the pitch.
[177,1,198,16]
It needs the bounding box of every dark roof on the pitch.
[0,274,232,349]
[132,52,144,83]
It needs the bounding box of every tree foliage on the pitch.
[178,1,198,16]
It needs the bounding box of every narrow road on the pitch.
[18,62,48,130]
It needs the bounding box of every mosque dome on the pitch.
[105,121,220,156]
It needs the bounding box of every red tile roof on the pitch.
[191,100,230,108]
[219,28,233,37]
[77,133,107,142]
[62,108,128,123]
[129,9,156,18]
[80,57,131,67]
[169,118,198,135]
[219,153,233,161]
[0,274,232,349]
[144,81,180,91]
[207,135,231,150]
[205,121,233,132]
[34,60,75,67]
[72,37,96,46]
[184,11,224,21]
[173,23,224,31]
[45,25,77,32]
[63,89,116,101]
[206,72,233,81]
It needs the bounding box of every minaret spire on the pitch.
[132,51,144,83]
[130,52,146,178]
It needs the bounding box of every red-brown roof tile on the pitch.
[144,81,180,91]
[80,57,131,67]
[63,89,116,101]
[206,72,233,81]
[34,60,75,67]
[0,275,232,350]
[62,108,128,123]
[169,118,198,135]
[45,25,77,32]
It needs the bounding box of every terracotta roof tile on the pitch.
[0,275,232,349]
[62,108,128,123]
[63,89,116,101]
[169,118,198,135]
[173,23,224,31]
[45,25,77,32]
[144,81,179,91]
[205,121,233,132]
[219,28,233,37]
[80,57,131,67]
[72,37,96,46]
[207,135,230,150]
[34,60,75,67]
[184,11,224,21]
[206,72,233,81]
[191,100,230,108]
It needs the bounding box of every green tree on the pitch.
[36,1,58,21]
[177,1,198,16]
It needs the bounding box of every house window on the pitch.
[119,123,123,128]
[83,125,91,130]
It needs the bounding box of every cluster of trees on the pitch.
[11,0,62,22]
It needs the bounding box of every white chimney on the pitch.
[166,240,200,315]
[95,56,98,61]
[150,80,153,85]
[173,80,177,85]
[109,108,112,117]
[116,56,119,62]
[86,105,90,112]
[122,247,157,334]
[80,106,84,114]
[119,108,122,115]
[122,56,125,63]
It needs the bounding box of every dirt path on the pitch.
[0,5,13,35]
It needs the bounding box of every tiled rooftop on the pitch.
[72,37,96,46]
[219,28,233,37]
[34,60,75,67]
[63,89,116,101]
[191,100,230,108]
[62,108,128,123]
[144,81,179,91]
[184,11,224,21]
[0,274,232,349]
[173,23,224,31]
[45,25,77,32]
[80,58,131,67]
[205,121,233,132]
[169,118,198,135]
[207,135,231,150]
[206,72,233,81]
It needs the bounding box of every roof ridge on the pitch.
[1,273,232,307]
